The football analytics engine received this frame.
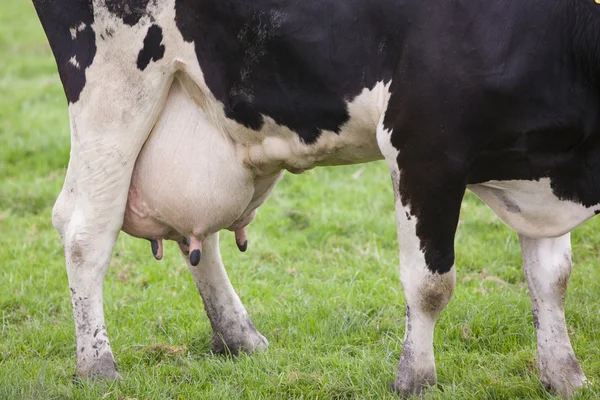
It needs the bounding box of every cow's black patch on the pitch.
[105,0,151,26]
[381,1,600,274]
[33,0,96,104]
[174,0,406,144]
[137,24,165,71]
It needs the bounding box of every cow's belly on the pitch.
[122,78,276,242]
[469,179,598,238]
[235,80,389,173]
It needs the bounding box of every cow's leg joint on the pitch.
[393,268,456,396]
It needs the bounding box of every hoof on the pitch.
[541,368,587,398]
[392,363,436,397]
[75,352,121,380]
[391,377,436,398]
[543,375,587,399]
[212,322,269,356]
[539,352,587,398]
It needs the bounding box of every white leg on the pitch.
[377,124,462,395]
[183,233,268,354]
[52,56,172,377]
[519,233,586,398]
[393,198,456,395]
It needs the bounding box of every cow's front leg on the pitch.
[56,86,169,378]
[182,233,268,354]
[377,120,465,394]
[47,34,172,377]
[391,181,461,395]
[519,233,586,398]
[56,143,153,378]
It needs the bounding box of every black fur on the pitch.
[174,0,406,144]
[137,24,165,71]
[382,0,600,273]
[105,0,150,26]
[32,0,95,104]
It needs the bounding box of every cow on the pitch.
[32,0,599,397]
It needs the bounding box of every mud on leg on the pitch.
[182,232,268,354]
[519,233,587,397]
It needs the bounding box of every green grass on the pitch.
[1,1,599,399]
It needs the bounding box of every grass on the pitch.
[1,1,599,399]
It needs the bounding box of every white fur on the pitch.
[68,56,80,69]
[519,234,587,397]
[122,77,257,242]
[470,179,597,238]
[70,22,86,40]
[245,81,390,172]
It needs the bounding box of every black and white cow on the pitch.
[33,0,600,397]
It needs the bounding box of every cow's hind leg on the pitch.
[377,125,465,395]
[182,233,268,354]
[51,51,172,378]
[519,233,586,397]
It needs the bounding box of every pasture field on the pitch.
[1,1,600,399]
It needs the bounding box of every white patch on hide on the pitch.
[469,178,598,238]
[69,56,81,69]
[242,81,391,174]
[70,22,87,39]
